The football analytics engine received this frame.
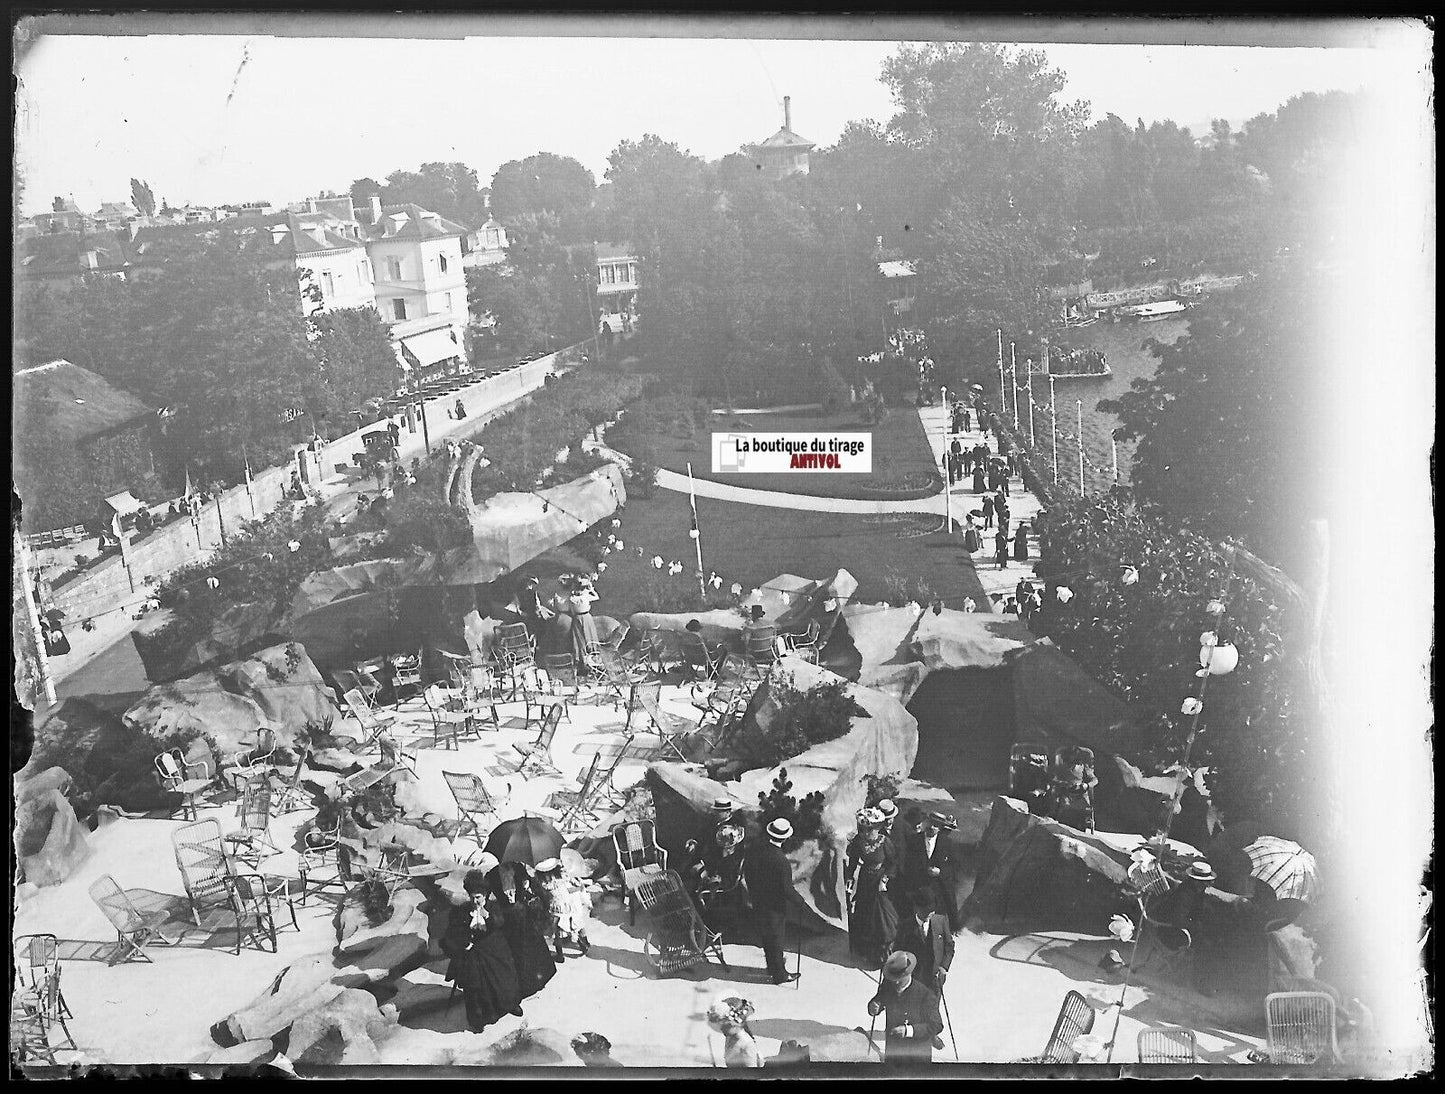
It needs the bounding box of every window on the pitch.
[627,263,638,284]
[392,298,407,320]
[486,229,501,248]
[443,292,452,312]
[387,257,402,280]
[438,253,448,274]
[321,271,334,297]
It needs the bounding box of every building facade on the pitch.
[594,242,639,330]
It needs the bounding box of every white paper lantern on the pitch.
[205,576,220,589]
[709,575,723,590]
[1201,642,1239,676]
[1107,914,1135,942]
[1120,566,1139,586]
[1181,697,1203,716]
[1055,585,1074,604]
[610,518,621,528]
[651,555,664,570]
[688,528,700,539]
[597,562,608,573]
[1199,630,1218,648]
[730,583,743,597]
[287,539,302,553]
[1205,599,1227,615]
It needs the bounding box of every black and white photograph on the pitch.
[10,13,1433,1077]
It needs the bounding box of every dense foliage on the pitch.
[756,768,826,852]
[756,677,870,767]
[1031,490,1318,843]
[15,231,400,491]
[1099,272,1328,571]
[351,161,491,227]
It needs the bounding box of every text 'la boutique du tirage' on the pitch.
[711,433,873,474]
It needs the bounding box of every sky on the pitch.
[12,17,1424,217]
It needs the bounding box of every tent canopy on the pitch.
[397,327,462,370]
[103,491,147,518]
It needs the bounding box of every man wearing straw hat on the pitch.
[745,818,800,985]
[866,951,944,1064]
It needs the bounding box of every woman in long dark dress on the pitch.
[491,863,558,999]
[845,808,900,969]
[441,870,524,1033]
[1013,521,1030,562]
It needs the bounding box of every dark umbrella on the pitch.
[484,816,564,867]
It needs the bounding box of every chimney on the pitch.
[784,96,792,132]
[370,194,383,224]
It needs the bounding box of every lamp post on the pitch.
[1112,438,1119,483]
[1027,356,1036,447]
[941,384,952,534]
[997,329,1005,417]
[1050,375,1058,485]
[1076,400,1084,494]
[1010,343,1019,429]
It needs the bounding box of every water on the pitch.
[1014,316,1190,491]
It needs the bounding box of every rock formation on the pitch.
[14,767,92,887]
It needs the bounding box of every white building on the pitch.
[594,242,639,330]
[357,197,470,376]
[462,216,510,268]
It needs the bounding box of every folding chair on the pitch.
[342,688,396,750]
[423,683,469,749]
[612,819,668,925]
[595,648,647,712]
[88,875,177,965]
[692,683,749,752]
[154,748,214,821]
[513,704,564,776]
[593,737,642,809]
[379,733,420,778]
[268,747,312,815]
[444,770,511,842]
[679,631,719,682]
[12,935,74,1054]
[224,728,277,793]
[717,652,761,687]
[11,996,60,1065]
[641,629,672,676]
[1137,1026,1199,1063]
[223,778,283,868]
[390,650,423,704]
[172,818,236,926]
[299,818,348,899]
[222,874,279,955]
[632,680,694,762]
[545,753,603,834]
[1265,991,1342,1065]
[1039,990,1098,1064]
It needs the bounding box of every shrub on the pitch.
[860,772,904,808]
[756,767,826,852]
[757,677,869,766]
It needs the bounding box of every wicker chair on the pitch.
[1038,990,1098,1064]
[492,622,536,698]
[224,728,277,793]
[11,996,60,1064]
[172,818,235,926]
[1137,1026,1199,1063]
[268,747,312,815]
[679,631,719,682]
[342,688,396,750]
[636,869,729,974]
[538,652,584,703]
[223,778,282,868]
[444,770,511,841]
[612,820,668,925]
[88,875,176,965]
[423,684,468,750]
[545,752,604,834]
[1265,991,1341,1065]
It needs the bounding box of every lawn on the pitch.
[542,487,987,619]
[643,405,944,501]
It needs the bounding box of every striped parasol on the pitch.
[1243,836,1320,902]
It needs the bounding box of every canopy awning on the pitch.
[103,491,146,518]
[396,326,463,370]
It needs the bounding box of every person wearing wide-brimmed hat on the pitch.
[440,861,524,1033]
[744,817,800,985]
[535,857,592,960]
[489,861,557,1000]
[866,951,944,1064]
[846,807,900,969]
[905,812,962,933]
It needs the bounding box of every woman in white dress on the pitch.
[535,856,592,959]
[707,998,762,1068]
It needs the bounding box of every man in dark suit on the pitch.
[893,806,925,884]
[744,818,800,985]
[893,887,955,992]
[906,812,962,932]
[867,951,944,1064]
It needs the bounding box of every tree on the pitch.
[1099,273,1330,573]
[349,176,383,207]
[307,307,403,421]
[129,177,156,217]
[490,153,596,243]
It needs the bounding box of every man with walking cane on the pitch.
[744,818,800,985]
[866,951,944,1064]
[893,888,958,1059]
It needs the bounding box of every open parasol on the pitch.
[484,815,564,867]
[1243,836,1320,902]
